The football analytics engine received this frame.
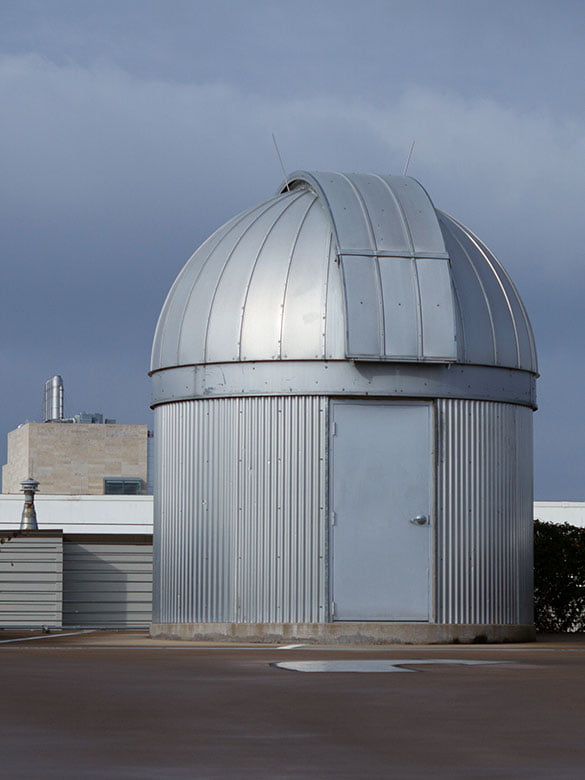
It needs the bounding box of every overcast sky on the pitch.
[1,0,584,499]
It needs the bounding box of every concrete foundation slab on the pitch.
[150,622,536,644]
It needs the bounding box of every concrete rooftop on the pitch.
[0,630,583,778]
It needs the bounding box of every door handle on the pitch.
[410,515,428,526]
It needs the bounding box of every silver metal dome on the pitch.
[151,171,537,374]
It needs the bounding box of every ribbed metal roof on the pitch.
[151,171,537,374]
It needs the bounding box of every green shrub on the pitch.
[534,519,585,632]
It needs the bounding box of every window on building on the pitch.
[104,478,143,495]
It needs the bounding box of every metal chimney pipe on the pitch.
[20,478,40,530]
[44,375,64,422]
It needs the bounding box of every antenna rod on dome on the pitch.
[272,134,290,192]
[403,140,416,176]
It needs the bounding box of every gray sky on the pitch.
[1,0,583,498]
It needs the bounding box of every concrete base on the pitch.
[150,622,536,645]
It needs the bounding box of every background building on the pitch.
[0,376,153,628]
[2,422,149,495]
[534,502,585,528]
[2,376,150,495]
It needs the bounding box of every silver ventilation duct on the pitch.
[44,375,64,422]
[20,478,39,530]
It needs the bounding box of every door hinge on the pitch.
[331,421,337,436]
[330,600,336,618]
[330,511,336,526]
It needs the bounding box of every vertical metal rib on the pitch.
[436,399,533,624]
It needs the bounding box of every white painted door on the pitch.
[330,402,432,621]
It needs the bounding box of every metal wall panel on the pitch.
[153,396,328,624]
[436,400,533,624]
[0,532,63,627]
[340,255,381,356]
[63,536,152,627]
[378,257,419,358]
[416,257,457,360]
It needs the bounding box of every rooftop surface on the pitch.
[1,630,583,778]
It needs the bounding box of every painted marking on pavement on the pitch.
[274,659,507,673]
[0,630,96,645]
[0,645,274,651]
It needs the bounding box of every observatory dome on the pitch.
[151,171,537,376]
[150,170,538,642]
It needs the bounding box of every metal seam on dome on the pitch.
[277,192,320,359]
[236,190,311,362]
[470,229,537,373]
[445,213,521,370]
[338,173,385,355]
[372,175,425,358]
[371,174,415,255]
[439,214,498,367]
[470,232,523,372]
[200,190,305,364]
[323,233,335,358]
[457,221,521,370]
[172,196,283,368]
[169,199,273,366]
[337,172,378,252]
[154,217,243,369]
[410,257,424,360]
[448,263,467,363]
[339,250,448,258]
[283,172,342,251]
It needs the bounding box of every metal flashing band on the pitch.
[151,361,537,409]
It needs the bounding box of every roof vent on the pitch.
[43,376,64,422]
[20,478,39,530]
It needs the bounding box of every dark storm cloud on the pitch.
[1,0,585,497]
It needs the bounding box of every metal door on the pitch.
[330,401,432,621]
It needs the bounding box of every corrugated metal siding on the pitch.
[63,537,152,627]
[0,533,63,627]
[436,400,533,624]
[154,396,328,624]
